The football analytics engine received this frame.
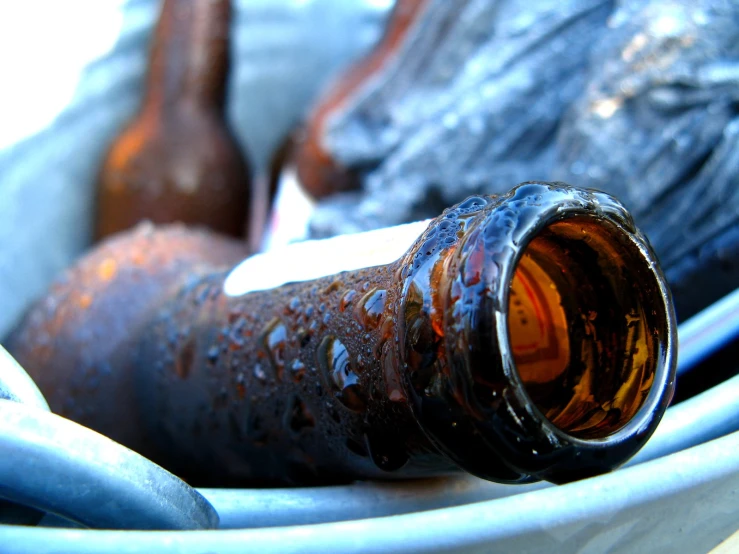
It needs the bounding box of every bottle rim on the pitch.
[403,182,678,484]
[499,186,676,479]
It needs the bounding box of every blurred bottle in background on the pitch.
[95,0,251,241]
[291,0,429,200]
[255,0,429,252]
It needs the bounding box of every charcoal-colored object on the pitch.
[308,0,739,319]
[6,184,676,487]
[555,0,739,320]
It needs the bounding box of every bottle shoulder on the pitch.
[99,107,249,195]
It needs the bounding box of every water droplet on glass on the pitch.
[253,364,266,382]
[355,288,387,329]
[300,327,313,348]
[317,336,366,412]
[206,345,220,364]
[287,296,300,313]
[383,347,406,402]
[340,290,357,312]
[290,359,306,382]
[235,372,246,399]
[458,196,487,212]
[261,318,287,380]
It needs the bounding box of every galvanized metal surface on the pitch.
[0,346,48,410]
[1,332,219,531]
[0,346,51,525]
[0,399,219,530]
[201,366,739,530]
[2,430,739,553]
[677,287,739,374]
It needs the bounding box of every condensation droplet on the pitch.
[340,290,357,312]
[253,364,266,382]
[355,288,387,329]
[290,359,306,382]
[261,318,287,380]
[287,296,300,313]
[206,345,220,364]
[317,336,366,412]
[235,371,246,399]
[365,432,409,472]
[383,347,406,403]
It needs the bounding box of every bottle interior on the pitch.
[507,216,665,440]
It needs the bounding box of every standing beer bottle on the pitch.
[95,0,251,240]
[7,183,677,487]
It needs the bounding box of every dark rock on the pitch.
[309,0,739,319]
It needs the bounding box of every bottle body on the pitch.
[8,183,676,486]
[137,262,453,485]
[95,0,251,241]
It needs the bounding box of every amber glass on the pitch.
[8,183,676,487]
[95,0,250,241]
[509,218,657,439]
[292,0,429,199]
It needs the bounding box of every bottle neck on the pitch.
[396,184,676,484]
[142,0,231,115]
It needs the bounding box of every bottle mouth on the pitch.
[400,183,676,484]
[506,216,665,441]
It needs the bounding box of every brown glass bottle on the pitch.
[292,0,429,199]
[95,0,250,240]
[7,183,676,487]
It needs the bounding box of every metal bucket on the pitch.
[1,0,738,551]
